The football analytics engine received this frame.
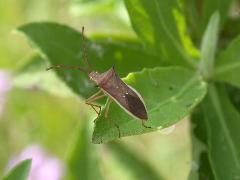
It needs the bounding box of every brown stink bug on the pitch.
[46,27,150,137]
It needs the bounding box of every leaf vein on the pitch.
[216,62,240,75]
[209,87,240,168]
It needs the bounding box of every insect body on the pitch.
[89,67,148,120]
[46,27,150,138]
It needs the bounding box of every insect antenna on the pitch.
[81,26,92,72]
[46,65,88,73]
[46,26,92,74]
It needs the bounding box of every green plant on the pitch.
[15,0,240,179]
[3,159,31,180]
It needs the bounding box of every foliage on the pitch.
[2,0,240,179]
[3,159,32,180]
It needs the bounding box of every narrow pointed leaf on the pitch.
[93,67,207,143]
[67,121,102,180]
[188,108,215,180]
[3,159,32,180]
[199,11,220,80]
[107,142,162,180]
[200,84,240,179]
[17,22,161,98]
[124,0,194,67]
[214,35,240,88]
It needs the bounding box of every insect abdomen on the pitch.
[98,68,148,120]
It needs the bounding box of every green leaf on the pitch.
[214,35,240,88]
[200,84,240,179]
[3,159,32,180]
[71,0,118,16]
[66,120,102,180]
[218,19,240,49]
[185,0,233,38]
[107,142,162,180]
[93,67,207,143]
[197,152,215,180]
[226,84,240,112]
[17,22,161,98]
[198,11,220,80]
[201,0,233,31]
[124,0,195,67]
[184,0,202,42]
[188,107,214,180]
[13,53,74,97]
[15,53,47,73]
[172,6,200,59]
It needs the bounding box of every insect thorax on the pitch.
[89,68,113,85]
[89,71,100,82]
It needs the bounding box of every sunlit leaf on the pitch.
[17,22,162,98]
[124,0,195,67]
[93,67,207,143]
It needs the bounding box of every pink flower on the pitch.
[6,144,65,180]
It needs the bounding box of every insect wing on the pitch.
[99,68,148,120]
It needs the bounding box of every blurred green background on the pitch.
[0,0,192,179]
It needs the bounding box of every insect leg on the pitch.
[104,98,113,118]
[86,90,103,102]
[86,103,102,117]
[141,120,152,129]
[104,98,121,138]
[115,123,121,138]
[85,90,106,117]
